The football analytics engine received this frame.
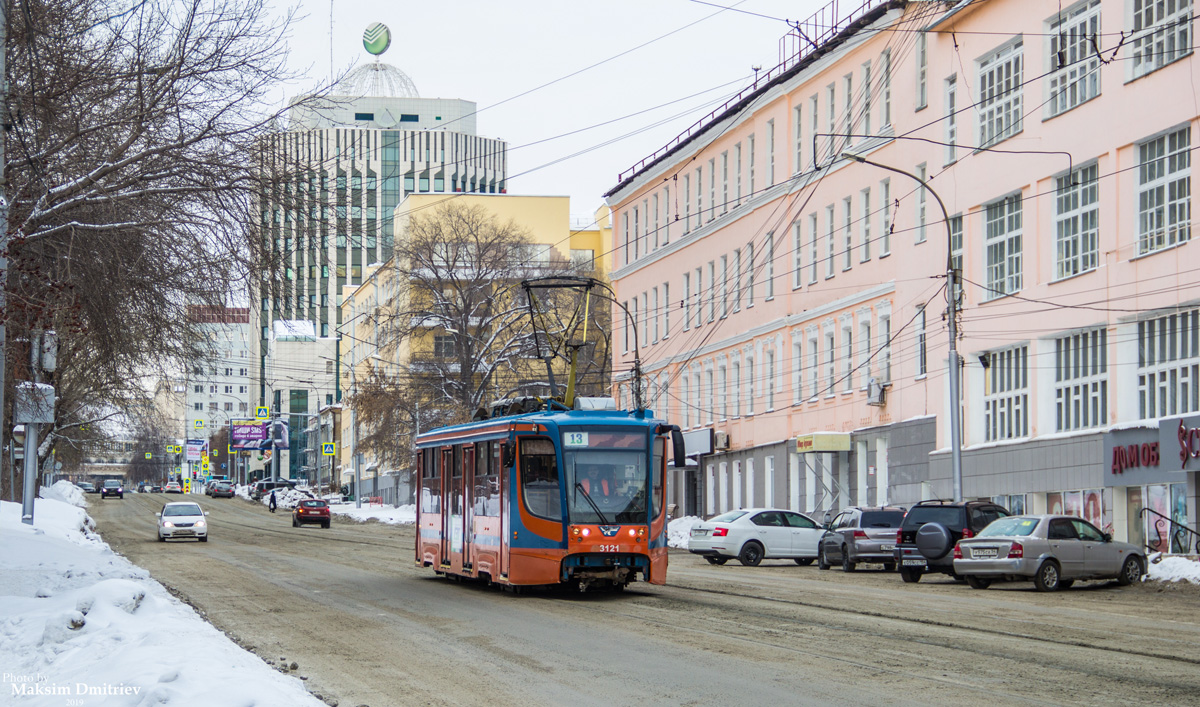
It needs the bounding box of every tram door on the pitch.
[462,445,474,571]
[440,448,453,565]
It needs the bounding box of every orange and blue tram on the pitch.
[414,400,685,590]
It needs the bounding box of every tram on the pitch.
[414,397,685,591]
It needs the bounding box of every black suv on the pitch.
[893,500,1009,583]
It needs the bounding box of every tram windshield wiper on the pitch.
[574,482,610,526]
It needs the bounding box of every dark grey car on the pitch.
[818,507,907,571]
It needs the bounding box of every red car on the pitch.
[292,499,331,528]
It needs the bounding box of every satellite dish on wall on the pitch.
[363,22,392,56]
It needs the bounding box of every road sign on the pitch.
[201,461,210,471]
[174,466,181,474]
[144,452,152,459]
[255,406,269,420]
[183,481,191,493]
[194,419,205,429]
[322,442,336,456]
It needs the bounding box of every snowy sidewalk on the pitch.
[0,483,322,706]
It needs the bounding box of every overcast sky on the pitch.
[279,0,827,219]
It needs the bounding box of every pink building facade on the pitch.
[606,0,1197,547]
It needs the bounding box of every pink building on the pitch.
[606,0,1197,546]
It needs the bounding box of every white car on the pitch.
[157,502,209,542]
[688,508,825,566]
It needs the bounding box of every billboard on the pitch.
[186,440,207,461]
[231,419,269,449]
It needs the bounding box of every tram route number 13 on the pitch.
[565,432,589,447]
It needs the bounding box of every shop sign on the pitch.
[1110,441,1158,475]
[1177,420,1200,470]
[796,432,851,453]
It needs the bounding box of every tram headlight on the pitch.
[628,528,636,537]
[581,528,591,537]
[572,526,580,537]
[637,528,646,539]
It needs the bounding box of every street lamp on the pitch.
[841,149,964,502]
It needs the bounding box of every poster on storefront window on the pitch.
[1064,491,1082,518]
[1008,494,1025,515]
[1083,489,1103,529]
[1126,486,1146,549]
[1047,492,1064,516]
[1146,484,1170,552]
[1171,483,1188,553]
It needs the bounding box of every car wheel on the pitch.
[198,536,208,543]
[841,546,856,572]
[158,534,165,542]
[1034,560,1061,592]
[965,575,991,589]
[1117,555,1144,586]
[899,567,923,583]
[817,546,830,570]
[794,558,814,566]
[322,521,330,529]
[703,556,727,565]
[737,541,764,567]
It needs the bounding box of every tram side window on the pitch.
[652,438,665,520]
[421,449,440,514]
[473,442,500,517]
[520,437,561,520]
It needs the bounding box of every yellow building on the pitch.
[338,194,612,488]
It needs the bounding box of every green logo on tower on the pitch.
[363,22,391,56]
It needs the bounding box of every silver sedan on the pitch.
[953,515,1144,591]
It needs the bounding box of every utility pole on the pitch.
[0,1,10,503]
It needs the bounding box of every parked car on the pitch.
[688,508,825,566]
[149,485,164,493]
[164,482,183,494]
[156,502,209,542]
[210,482,235,499]
[953,515,1146,591]
[100,479,125,499]
[292,499,331,528]
[818,506,907,571]
[77,481,95,494]
[894,500,1010,583]
[251,478,295,501]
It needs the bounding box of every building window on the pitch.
[735,144,742,205]
[662,186,671,245]
[809,95,819,168]
[766,349,776,410]
[651,287,659,343]
[720,255,729,317]
[879,315,892,383]
[652,194,660,250]
[950,214,964,303]
[825,205,836,278]
[695,168,703,230]
[825,332,836,395]
[794,106,803,173]
[209,402,218,412]
[880,49,892,127]
[792,342,803,404]
[1055,163,1100,278]
[623,301,630,351]
[916,32,928,110]
[916,306,927,376]
[1131,0,1193,79]
[662,282,670,339]
[842,324,854,391]
[842,74,852,150]
[683,274,691,331]
[861,60,872,135]
[765,235,775,300]
[194,385,203,393]
[985,194,1023,298]
[767,119,776,187]
[194,402,202,411]
[860,187,872,262]
[843,197,853,270]
[945,75,958,164]
[683,175,691,233]
[1049,0,1101,115]
[915,163,928,243]
[745,244,755,306]
[1138,127,1192,255]
[1056,328,1108,431]
[721,152,729,214]
[705,369,715,424]
[748,134,756,196]
[984,345,1030,441]
[633,206,640,260]
[859,319,873,387]
[880,179,891,255]
[622,212,630,265]
[808,335,820,399]
[225,402,233,412]
[978,39,1024,147]
[693,270,702,327]
[825,84,836,161]
[731,361,741,417]
[733,249,742,312]
[793,220,803,289]
[745,356,755,415]
[433,335,456,358]
[1138,309,1200,418]
[808,213,819,284]
[717,363,727,419]
[681,375,691,428]
[707,262,716,321]
[708,159,716,220]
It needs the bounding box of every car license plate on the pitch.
[973,548,998,558]
[691,529,707,536]
[176,530,193,536]
[881,544,894,551]
[902,559,926,566]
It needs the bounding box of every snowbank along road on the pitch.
[92,493,1200,706]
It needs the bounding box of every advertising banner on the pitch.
[231,419,269,449]
[186,440,207,461]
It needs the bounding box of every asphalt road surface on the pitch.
[91,493,1200,706]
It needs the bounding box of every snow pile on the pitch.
[234,483,253,501]
[330,502,416,525]
[1147,553,1200,584]
[667,516,703,549]
[259,487,315,510]
[0,498,322,706]
[40,480,88,508]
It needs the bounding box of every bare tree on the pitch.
[1,0,323,495]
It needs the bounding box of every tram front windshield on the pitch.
[563,432,649,525]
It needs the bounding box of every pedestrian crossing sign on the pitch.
[322,442,336,456]
[145,452,152,459]
[255,406,269,420]
[194,419,204,429]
